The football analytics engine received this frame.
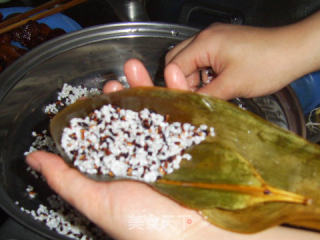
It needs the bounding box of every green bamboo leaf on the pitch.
[154,141,308,211]
[50,87,320,233]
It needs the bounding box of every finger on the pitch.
[26,151,110,222]
[197,72,237,100]
[124,58,153,87]
[186,71,201,91]
[164,63,189,90]
[167,39,213,79]
[103,80,124,94]
[165,36,195,64]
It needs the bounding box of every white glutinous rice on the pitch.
[19,195,105,240]
[61,105,215,182]
[23,84,106,239]
[25,84,101,156]
[25,185,37,199]
[44,83,101,116]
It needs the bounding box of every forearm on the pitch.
[278,10,320,78]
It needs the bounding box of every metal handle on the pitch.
[106,0,149,22]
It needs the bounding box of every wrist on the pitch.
[282,11,320,76]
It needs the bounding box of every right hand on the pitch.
[164,19,320,100]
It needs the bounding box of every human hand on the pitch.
[26,59,320,240]
[165,15,320,100]
[26,59,213,240]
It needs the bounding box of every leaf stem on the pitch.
[156,179,310,205]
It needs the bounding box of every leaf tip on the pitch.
[304,198,313,206]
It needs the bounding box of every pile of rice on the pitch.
[23,83,215,239]
[61,104,214,182]
[23,84,105,240]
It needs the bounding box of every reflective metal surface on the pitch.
[106,0,149,22]
[0,22,201,240]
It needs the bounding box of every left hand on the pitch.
[27,59,320,240]
[26,59,213,240]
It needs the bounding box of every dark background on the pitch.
[2,0,320,28]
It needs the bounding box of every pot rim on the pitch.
[0,21,306,239]
[0,22,199,102]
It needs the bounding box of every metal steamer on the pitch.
[0,22,305,239]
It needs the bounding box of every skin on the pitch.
[26,10,320,240]
[165,11,320,100]
[27,61,320,240]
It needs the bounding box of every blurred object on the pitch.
[0,19,66,71]
[179,1,243,28]
[290,71,320,115]
[290,72,320,143]
[0,0,86,34]
[10,20,65,49]
[0,0,66,30]
[106,0,149,22]
[0,6,81,32]
[0,43,27,72]
[145,0,320,27]
[305,107,320,143]
[0,6,81,73]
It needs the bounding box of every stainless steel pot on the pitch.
[0,22,305,239]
